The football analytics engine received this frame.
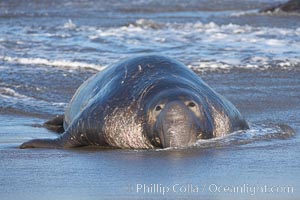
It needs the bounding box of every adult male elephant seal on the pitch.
[20,55,248,149]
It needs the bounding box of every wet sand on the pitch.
[0,68,299,200]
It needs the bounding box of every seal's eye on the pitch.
[187,101,196,108]
[155,105,162,111]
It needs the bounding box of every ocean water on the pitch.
[0,0,299,199]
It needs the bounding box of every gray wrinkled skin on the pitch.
[20,55,249,149]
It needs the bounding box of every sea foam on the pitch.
[1,56,106,71]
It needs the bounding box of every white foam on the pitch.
[63,19,77,30]
[1,56,106,71]
[86,19,300,71]
[230,9,260,17]
[0,87,28,99]
[4,19,300,72]
[265,39,285,46]
[194,124,295,149]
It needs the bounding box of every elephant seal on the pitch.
[20,55,248,149]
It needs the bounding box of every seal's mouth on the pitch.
[156,101,197,148]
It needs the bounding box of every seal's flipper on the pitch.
[44,115,64,133]
[20,123,85,149]
[20,138,63,149]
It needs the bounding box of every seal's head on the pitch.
[145,88,213,148]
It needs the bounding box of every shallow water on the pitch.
[0,0,300,199]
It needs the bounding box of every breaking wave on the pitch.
[87,19,300,71]
[2,18,300,72]
[1,56,106,71]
